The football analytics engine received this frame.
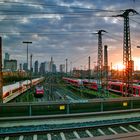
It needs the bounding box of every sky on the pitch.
[1,0,140,71]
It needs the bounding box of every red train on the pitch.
[108,81,140,97]
[83,80,98,90]
[63,77,140,97]
[34,85,44,97]
[63,77,82,88]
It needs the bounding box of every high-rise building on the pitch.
[4,59,17,71]
[50,57,54,72]
[52,64,56,73]
[5,53,10,60]
[34,60,38,74]
[44,61,50,72]
[4,53,10,69]
[23,63,28,71]
[39,62,45,75]
[59,64,65,73]
[19,63,22,71]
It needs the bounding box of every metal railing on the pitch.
[0,97,140,117]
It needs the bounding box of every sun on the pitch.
[113,63,125,71]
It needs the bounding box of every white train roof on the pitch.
[3,77,43,94]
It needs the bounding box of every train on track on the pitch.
[3,77,44,102]
[34,85,44,97]
[63,77,140,97]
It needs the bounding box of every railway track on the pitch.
[1,109,140,140]
[1,118,140,140]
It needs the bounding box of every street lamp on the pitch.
[22,41,32,71]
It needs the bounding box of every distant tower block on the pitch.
[19,63,22,71]
[66,58,68,74]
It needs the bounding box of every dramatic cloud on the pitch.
[0,0,140,70]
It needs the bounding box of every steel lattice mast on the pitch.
[96,30,107,92]
[115,9,138,96]
[104,45,108,92]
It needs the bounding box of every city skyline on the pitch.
[1,0,140,70]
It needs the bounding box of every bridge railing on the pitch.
[0,97,140,117]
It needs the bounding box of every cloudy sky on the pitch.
[1,0,140,71]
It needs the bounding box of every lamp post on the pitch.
[22,41,32,71]
[30,54,33,87]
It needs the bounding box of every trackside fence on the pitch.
[0,97,140,117]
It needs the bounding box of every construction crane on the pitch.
[114,9,138,96]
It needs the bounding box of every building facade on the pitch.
[4,60,17,71]
[59,64,65,73]
[34,60,39,74]
[23,63,28,71]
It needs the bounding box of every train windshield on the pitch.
[36,86,43,90]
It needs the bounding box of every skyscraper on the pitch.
[34,60,38,74]
[5,53,10,60]
[23,63,28,71]
[4,59,17,71]
[52,64,56,73]
[60,64,65,73]
[39,62,45,75]
[4,53,10,69]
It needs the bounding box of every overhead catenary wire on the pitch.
[130,18,140,25]
[0,1,139,70]
[104,32,138,48]
[72,50,97,64]
[0,14,114,21]
[0,1,123,13]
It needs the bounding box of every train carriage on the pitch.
[83,80,98,90]
[108,81,123,95]
[34,85,44,97]
[63,77,140,97]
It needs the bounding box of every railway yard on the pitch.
[8,75,120,103]
[1,0,140,139]
[1,75,140,140]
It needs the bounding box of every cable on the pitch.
[105,33,138,48]
[0,31,97,35]
[0,11,119,18]
[0,14,114,21]
[72,49,97,64]
[0,1,122,13]
[130,18,140,25]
